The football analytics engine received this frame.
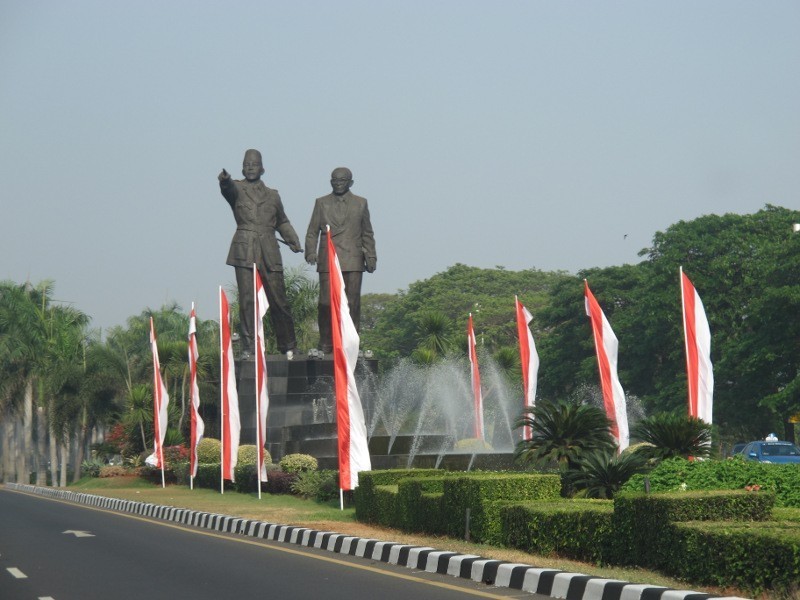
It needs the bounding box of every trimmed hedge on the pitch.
[672,520,800,596]
[441,473,562,544]
[354,469,442,524]
[611,489,776,568]
[500,500,614,564]
[356,470,561,544]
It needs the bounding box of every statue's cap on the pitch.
[243,149,263,163]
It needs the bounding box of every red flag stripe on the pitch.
[467,314,484,440]
[584,281,629,451]
[220,289,240,482]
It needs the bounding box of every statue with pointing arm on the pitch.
[218,149,302,360]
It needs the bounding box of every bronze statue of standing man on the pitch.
[219,149,302,359]
[305,167,377,353]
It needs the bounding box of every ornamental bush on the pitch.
[99,465,129,478]
[237,445,270,467]
[196,438,221,464]
[621,456,800,507]
[279,453,318,474]
[291,470,339,502]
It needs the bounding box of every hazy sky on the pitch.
[1,1,798,333]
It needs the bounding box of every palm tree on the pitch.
[0,281,50,483]
[630,412,712,461]
[514,400,617,471]
[566,449,649,499]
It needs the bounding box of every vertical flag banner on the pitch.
[188,304,204,485]
[254,265,270,486]
[146,317,170,487]
[680,267,714,424]
[584,281,629,451]
[467,313,485,441]
[326,227,371,493]
[219,288,240,485]
[515,296,539,441]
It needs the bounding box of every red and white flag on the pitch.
[467,313,485,441]
[327,228,371,491]
[219,288,240,483]
[188,304,204,481]
[584,281,629,451]
[680,267,713,425]
[254,266,270,483]
[515,297,539,441]
[146,318,170,471]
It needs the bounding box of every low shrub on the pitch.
[279,453,318,474]
[162,445,189,466]
[236,444,271,467]
[81,457,105,478]
[265,469,297,494]
[99,465,129,478]
[196,438,221,464]
[291,470,339,502]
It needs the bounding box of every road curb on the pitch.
[5,483,749,600]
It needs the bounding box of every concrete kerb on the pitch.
[4,483,749,600]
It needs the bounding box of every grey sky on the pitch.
[1,1,798,333]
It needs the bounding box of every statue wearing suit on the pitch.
[219,149,302,358]
[305,167,377,353]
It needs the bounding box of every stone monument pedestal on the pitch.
[235,356,378,469]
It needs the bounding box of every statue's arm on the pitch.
[304,200,322,264]
[362,201,377,272]
[218,170,237,207]
[274,193,302,252]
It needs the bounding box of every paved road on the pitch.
[0,488,543,600]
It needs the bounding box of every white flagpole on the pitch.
[219,286,224,495]
[340,488,344,511]
[190,302,194,492]
[254,264,262,500]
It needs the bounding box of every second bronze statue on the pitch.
[305,167,377,354]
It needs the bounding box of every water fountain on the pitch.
[247,352,523,471]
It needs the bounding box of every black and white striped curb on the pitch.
[5,483,748,600]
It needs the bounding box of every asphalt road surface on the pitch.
[0,487,545,600]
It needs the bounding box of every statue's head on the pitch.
[242,149,265,182]
[330,167,353,196]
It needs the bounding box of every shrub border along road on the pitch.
[4,483,747,600]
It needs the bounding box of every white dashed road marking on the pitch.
[7,567,27,578]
